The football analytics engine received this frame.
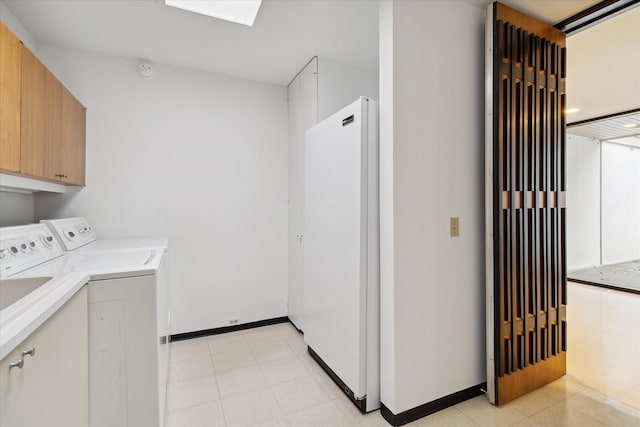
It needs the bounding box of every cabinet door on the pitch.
[0,287,88,427]
[287,57,318,331]
[287,75,302,329]
[0,21,22,172]
[58,86,86,185]
[21,47,62,180]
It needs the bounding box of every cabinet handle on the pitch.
[7,348,35,370]
[54,173,68,178]
[8,359,24,369]
[22,347,36,358]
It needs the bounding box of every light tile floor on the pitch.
[165,323,640,427]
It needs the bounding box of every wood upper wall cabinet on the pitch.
[20,46,57,179]
[0,21,22,172]
[1,22,86,186]
[58,86,86,185]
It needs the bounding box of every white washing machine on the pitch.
[0,224,170,427]
[41,217,169,252]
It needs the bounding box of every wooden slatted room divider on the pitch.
[487,2,567,406]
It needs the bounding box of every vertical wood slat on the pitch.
[496,19,507,377]
[516,27,526,372]
[522,29,530,369]
[552,42,560,358]
[524,30,532,367]
[532,34,542,365]
[493,2,566,405]
[539,38,548,362]
[509,22,518,375]
[559,44,567,353]
[544,38,552,361]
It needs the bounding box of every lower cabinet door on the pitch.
[0,287,88,427]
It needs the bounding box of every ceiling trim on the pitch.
[567,107,640,127]
[554,0,640,34]
[287,56,317,87]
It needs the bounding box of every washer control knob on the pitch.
[41,236,54,247]
[19,243,27,251]
[10,246,19,254]
[29,241,36,249]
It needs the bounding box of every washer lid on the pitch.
[74,237,170,252]
[22,248,164,281]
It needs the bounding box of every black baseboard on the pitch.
[568,277,640,296]
[170,316,291,342]
[308,347,367,413]
[380,383,486,426]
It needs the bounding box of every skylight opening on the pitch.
[165,0,262,27]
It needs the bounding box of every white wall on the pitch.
[566,7,640,123]
[33,44,289,335]
[378,0,396,411]
[0,192,34,226]
[317,58,379,122]
[0,1,36,51]
[566,135,601,269]
[566,137,640,268]
[379,0,485,414]
[601,142,640,264]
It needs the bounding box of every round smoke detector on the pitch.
[138,62,155,79]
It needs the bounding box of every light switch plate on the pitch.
[450,217,460,237]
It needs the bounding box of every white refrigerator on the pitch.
[302,97,379,412]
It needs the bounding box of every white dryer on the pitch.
[41,217,169,251]
[0,224,170,427]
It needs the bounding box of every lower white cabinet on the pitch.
[0,287,88,427]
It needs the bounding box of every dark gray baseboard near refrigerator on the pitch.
[307,346,368,413]
[380,383,486,426]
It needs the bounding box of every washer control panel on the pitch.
[41,217,97,251]
[0,224,64,278]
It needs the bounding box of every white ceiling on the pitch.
[3,0,602,86]
[568,112,640,147]
[3,0,379,86]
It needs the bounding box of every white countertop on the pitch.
[0,272,89,360]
